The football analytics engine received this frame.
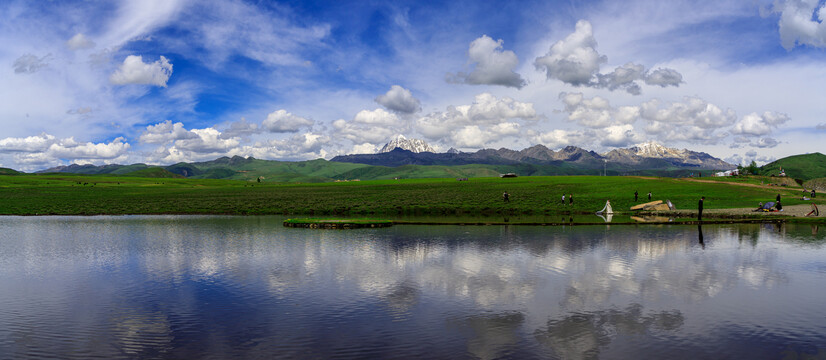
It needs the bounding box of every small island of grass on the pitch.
[283,218,394,229]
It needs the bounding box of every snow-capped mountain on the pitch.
[378,135,436,153]
[602,141,732,168]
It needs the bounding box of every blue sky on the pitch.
[1,0,825,171]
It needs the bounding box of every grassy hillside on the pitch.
[0,168,21,175]
[124,167,185,178]
[0,173,818,216]
[759,153,826,181]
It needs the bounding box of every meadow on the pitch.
[0,173,816,217]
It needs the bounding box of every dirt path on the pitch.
[667,204,824,218]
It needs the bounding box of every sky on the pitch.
[1,0,825,171]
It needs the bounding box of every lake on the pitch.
[0,216,825,359]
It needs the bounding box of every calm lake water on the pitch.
[1,216,825,359]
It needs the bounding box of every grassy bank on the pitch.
[0,173,821,216]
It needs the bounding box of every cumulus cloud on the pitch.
[221,118,260,139]
[752,137,780,148]
[640,97,737,129]
[534,20,683,94]
[13,54,51,74]
[535,20,606,86]
[644,68,683,87]
[172,128,240,153]
[560,92,623,128]
[0,133,57,152]
[262,110,314,133]
[414,93,536,149]
[772,0,826,49]
[66,33,96,50]
[139,120,198,144]
[0,133,130,168]
[601,124,642,147]
[375,85,421,114]
[448,35,526,88]
[731,111,790,136]
[529,129,593,149]
[109,55,173,87]
[596,62,644,94]
[332,109,403,145]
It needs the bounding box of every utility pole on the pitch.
[603,160,607,176]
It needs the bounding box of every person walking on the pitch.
[698,196,705,221]
[648,191,652,201]
[634,190,638,202]
[561,194,566,206]
[569,194,573,206]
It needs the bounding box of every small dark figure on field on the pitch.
[634,190,638,202]
[776,201,783,211]
[562,194,566,205]
[776,194,781,203]
[503,191,509,203]
[698,196,705,221]
[648,191,652,201]
[569,194,573,205]
[813,189,817,198]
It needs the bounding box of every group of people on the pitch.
[633,190,653,202]
[501,192,574,206]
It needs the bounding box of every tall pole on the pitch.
[604,160,606,176]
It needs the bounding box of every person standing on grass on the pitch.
[698,196,705,221]
[569,194,573,206]
[776,194,781,203]
[562,194,566,206]
[634,190,638,202]
[648,191,652,201]
[503,191,509,203]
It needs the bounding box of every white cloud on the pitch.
[448,35,526,88]
[597,62,645,94]
[0,134,130,169]
[221,118,260,139]
[109,55,173,87]
[350,143,378,155]
[332,109,403,145]
[13,54,51,74]
[731,111,790,136]
[752,137,780,148]
[352,108,401,126]
[139,120,197,144]
[816,123,826,130]
[644,68,683,87]
[640,97,736,129]
[173,128,240,153]
[529,129,592,149]
[414,93,536,148]
[98,0,187,49]
[375,85,421,114]
[533,20,683,94]
[66,33,95,50]
[47,137,130,160]
[262,110,314,133]
[773,0,826,49]
[534,20,606,86]
[0,133,57,152]
[600,124,642,147]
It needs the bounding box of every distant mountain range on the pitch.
[27,140,736,182]
[332,141,734,170]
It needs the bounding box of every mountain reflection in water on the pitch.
[0,216,824,359]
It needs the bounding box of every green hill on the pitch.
[0,167,21,175]
[124,167,185,178]
[759,153,826,181]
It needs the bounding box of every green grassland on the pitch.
[0,173,819,216]
[759,152,826,180]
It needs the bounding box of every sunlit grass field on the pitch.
[0,174,814,216]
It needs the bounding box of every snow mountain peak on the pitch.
[378,135,436,154]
